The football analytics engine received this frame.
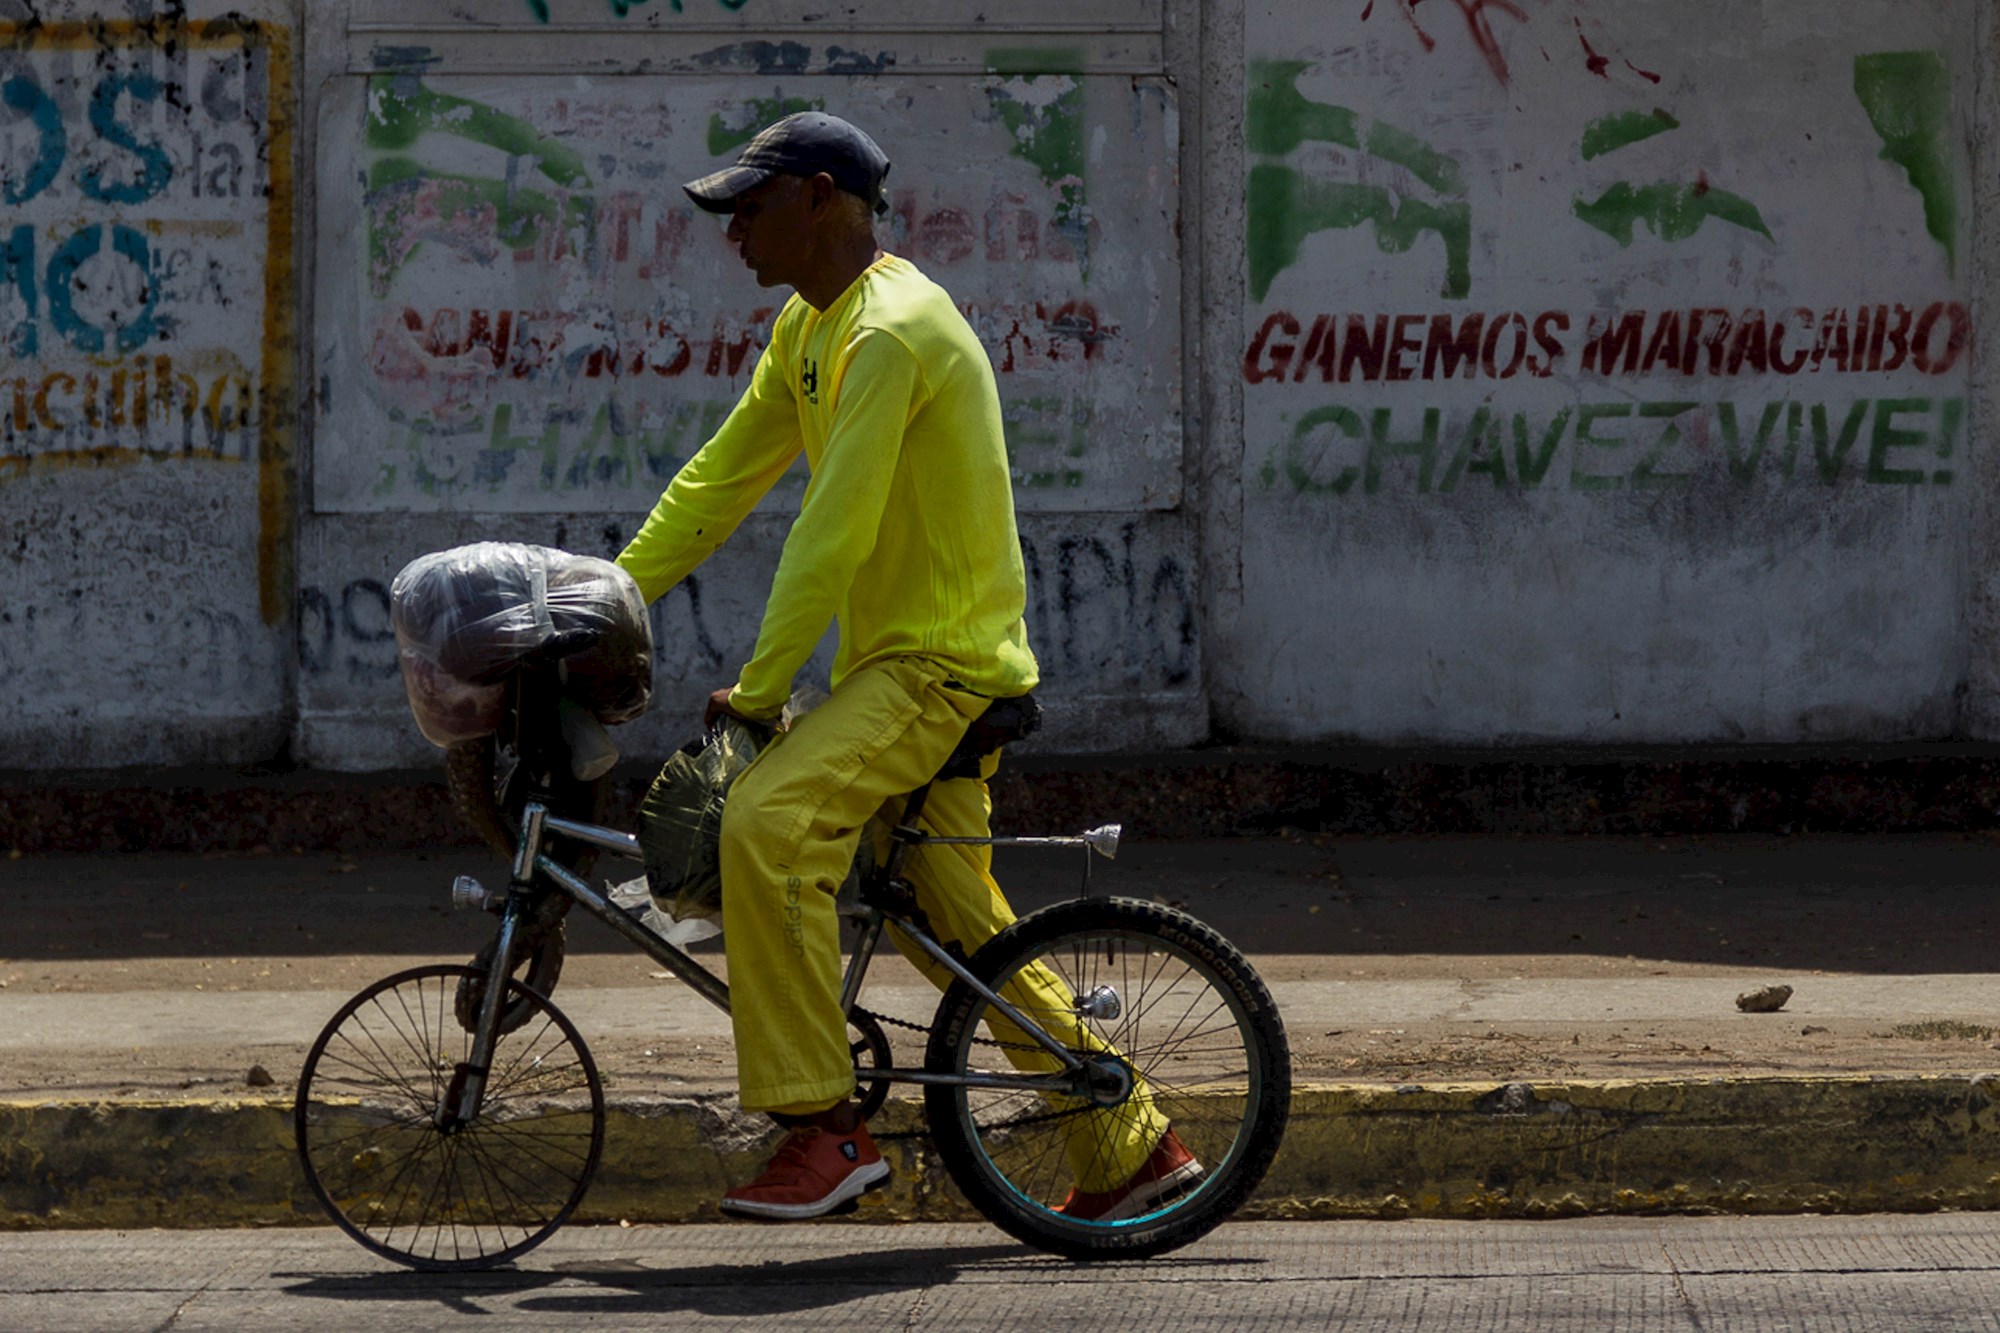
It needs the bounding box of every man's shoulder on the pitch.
[855,257,977,353]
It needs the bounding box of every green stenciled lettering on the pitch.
[564,403,631,490]
[1004,393,1088,489]
[1437,407,1502,492]
[1866,398,1930,485]
[1246,61,1360,156]
[1573,181,1773,246]
[367,158,594,293]
[1248,62,1462,194]
[1245,62,1471,301]
[1854,52,1957,275]
[1934,397,1962,485]
[1781,402,1806,479]
[1571,403,1632,491]
[1247,166,1471,303]
[1512,408,1571,488]
[708,96,827,155]
[367,78,590,186]
[1632,402,1697,488]
[1284,405,1364,495]
[637,403,709,480]
[1810,400,1870,481]
[1717,401,1786,481]
[1580,108,1681,161]
[1365,407,1439,494]
[1364,120,1465,197]
[988,75,1089,263]
[985,46,1086,75]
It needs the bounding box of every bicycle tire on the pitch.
[295,964,605,1272]
[923,897,1290,1260]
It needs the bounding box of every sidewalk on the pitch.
[7,833,2000,1228]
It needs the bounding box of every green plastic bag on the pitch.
[637,718,769,923]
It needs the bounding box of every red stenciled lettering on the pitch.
[639,209,692,280]
[1422,312,1484,380]
[465,310,512,369]
[1912,301,1971,376]
[1530,311,1569,378]
[403,306,465,359]
[1481,311,1529,379]
[1339,314,1390,382]
[1876,304,1912,373]
[1728,312,1769,375]
[1813,308,1854,373]
[1242,311,1300,383]
[1768,309,1813,375]
[1048,300,1113,362]
[1293,314,1332,383]
[648,319,692,377]
[1640,310,1684,374]
[701,307,773,378]
[1581,310,1645,374]
[1684,308,1732,376]
[1386,313,1426,382]
[917,207,977,264]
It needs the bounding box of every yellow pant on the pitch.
[716,656,1166,1191]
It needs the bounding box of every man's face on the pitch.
[724,175,816,290]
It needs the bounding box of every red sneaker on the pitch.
[719,1123,891,1221]
[1057,1126,1205,1222]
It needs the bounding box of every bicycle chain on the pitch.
[851,1002,1043,1055]
[849,1002,1094,1142]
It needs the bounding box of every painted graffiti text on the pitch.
[1245,303,1971,385]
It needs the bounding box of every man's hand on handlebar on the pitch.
[705,685,758,732]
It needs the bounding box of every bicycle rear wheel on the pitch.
[295,964,604,1271]
[924,897,1290,1260]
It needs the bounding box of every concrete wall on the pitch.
[0,0,1992,771]
[1220,0,1982,746]
[0,2,296,767]
[296,3,1201,765]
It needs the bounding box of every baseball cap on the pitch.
[684,112,892,216]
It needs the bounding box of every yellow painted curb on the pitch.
[6,1076,2000,1231]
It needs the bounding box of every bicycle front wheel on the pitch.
[924,897,1290,1260]
[295,964,605,1271]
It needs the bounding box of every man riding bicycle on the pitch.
[615,112,1196,1221]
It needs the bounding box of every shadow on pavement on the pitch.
[279,1243,1256,1317]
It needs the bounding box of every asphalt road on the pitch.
[4,1217,1999,1330]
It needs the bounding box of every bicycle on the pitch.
[294,646,1292,1270]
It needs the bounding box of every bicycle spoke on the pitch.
[333,1016,437,1117]
[299,965,603,1271]
[314,1042,434,1116]
[457,1130,538,1242]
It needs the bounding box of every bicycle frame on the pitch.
[449,792,1124,1124]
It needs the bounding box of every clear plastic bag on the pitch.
[390,542,653,746]
[636,718,770,923]
[608,875,723,948]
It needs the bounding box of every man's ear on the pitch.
[806,172,840,213]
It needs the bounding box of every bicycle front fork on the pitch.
[441,806,544,1129]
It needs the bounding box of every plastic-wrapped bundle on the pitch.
[636,719,768,922]
[390,543,653,747]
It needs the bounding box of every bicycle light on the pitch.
[1083,824,1122,859]
[451,875,501,913]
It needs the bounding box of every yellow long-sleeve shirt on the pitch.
[616,254,1039,717]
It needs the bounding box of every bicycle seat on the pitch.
[932,691,1041,782]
